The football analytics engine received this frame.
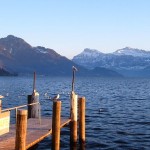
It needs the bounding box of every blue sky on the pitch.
[0,0,150,59]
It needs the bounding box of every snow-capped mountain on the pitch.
[73,48,106,68]
[0,35,122,77]
[0,35,78,75]
[113,47,150,57]
[77,48,104,58]
[72,47,150,77]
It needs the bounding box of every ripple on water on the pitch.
[1,77,150,150]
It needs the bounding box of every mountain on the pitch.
[0,35,121,77]
[90,67,122,77]
[72,48,150,77]
[0,68,16,76]
[113,47,150,57]
[0,35,79,76]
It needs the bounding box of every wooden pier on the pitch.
[0,71,86,150]
[0,117,70,150]
[0,96,86,150]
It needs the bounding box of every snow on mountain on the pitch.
[0,35,122,77]
[113,47,150,57]
[36,46,48,54]
[72,47,150,74]
[73,48,105,68]
[78,48,104,58]
[74,47,150,61]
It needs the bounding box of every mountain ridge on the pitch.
[0,35,122,77]
[72,48,150,77]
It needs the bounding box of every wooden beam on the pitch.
[0,100,1,113]
[15,110,27,150]
[78,97,86,144]
[70,91,78,144]
[52,101,61,150]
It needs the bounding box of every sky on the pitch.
[0,0,150,59]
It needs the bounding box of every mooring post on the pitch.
[52,101,61,150]
[27,72,40,119]
[0,100,1,113]
[70,91,78,145]
[27,95,32,118]
[78,97,86,145]
[27,92,40,118]
[15,110,27,150]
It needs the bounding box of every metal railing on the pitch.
[1,102,40,122]
[1,102,40,112]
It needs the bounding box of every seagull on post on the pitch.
[0,95,4,99]
[72,66,78,71]
[52,94,60,101]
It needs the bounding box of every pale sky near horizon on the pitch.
[0,0,150,59]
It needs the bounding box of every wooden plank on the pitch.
[0,117,70,150]
[0,111,10,135]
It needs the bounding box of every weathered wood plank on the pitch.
[0,117,70,150]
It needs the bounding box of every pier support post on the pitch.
[78,97,86,145]
[52,101,61,150]
[15,110,27,150]
[70,91,78,145]
[0,100,1,113]
[27,92,39,118]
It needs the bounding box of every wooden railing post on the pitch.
[52,101,61,150]
[15,110,27,150]
[0,100,1,113]
[78,97,86,144]
[70,91,78,145]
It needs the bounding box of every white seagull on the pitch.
[0,95,4,99]
[52,94,60,101]
[72,66,78,71]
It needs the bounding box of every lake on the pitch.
[0,76,150,150]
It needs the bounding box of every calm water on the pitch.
[0,76,150,150]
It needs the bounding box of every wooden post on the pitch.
[0,100,1,113]
[78,97,86,144]
[15,110,27,150]
[27,92,39,118]
[52,101,61,150]
[70,91,78,145]
[27,95,32,118]
[27,72,40,119]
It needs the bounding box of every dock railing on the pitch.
[1,102,40,122]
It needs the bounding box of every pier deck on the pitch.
[0,117,71,150]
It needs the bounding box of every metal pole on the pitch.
[33,72,36,93]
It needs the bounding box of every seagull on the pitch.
[0,95,4,99]
[72,66,78,71]
[52,94,60,101]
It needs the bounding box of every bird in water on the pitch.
[44,93,51,99]
[52,94,60,101]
